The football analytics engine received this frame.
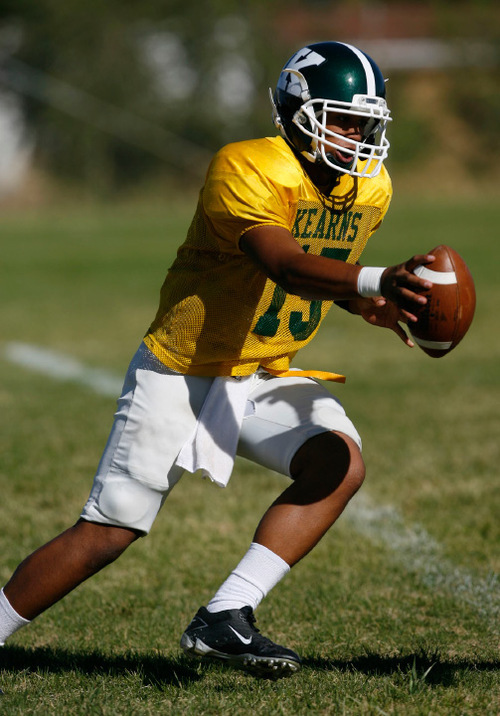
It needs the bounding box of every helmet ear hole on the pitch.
[287,121,314,155]
[292,106,318,155]
[296,105,316,131]
[272,88,316,155]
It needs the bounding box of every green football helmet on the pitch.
[271,41,391,178]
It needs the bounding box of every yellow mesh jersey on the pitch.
[144,135,392,376]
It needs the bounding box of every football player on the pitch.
[0,41,434,676]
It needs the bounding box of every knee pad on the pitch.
[94,475,164,533]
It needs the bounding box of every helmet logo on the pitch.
[276,48,327,100]
[283,48,327,73]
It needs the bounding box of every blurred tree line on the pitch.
[0,0,498,197]
[436,2,500,178]
[0,0,284,195]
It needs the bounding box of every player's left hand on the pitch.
[357,296,414,347]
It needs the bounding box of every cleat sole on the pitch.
[181,633,301,677]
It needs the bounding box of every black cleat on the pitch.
[180,606,301,677]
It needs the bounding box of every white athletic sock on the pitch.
[206,542,290,613]
[0,589,30,645]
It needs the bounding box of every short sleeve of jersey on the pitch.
[202,137,301,254]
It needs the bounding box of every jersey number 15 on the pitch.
[252,246,351,341]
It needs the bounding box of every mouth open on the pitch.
[330,147,354,167]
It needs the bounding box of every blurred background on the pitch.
[0,0,498,207]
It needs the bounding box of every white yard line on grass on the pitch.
[345,493,499,631]
[4,341,123,397]
[3,341,499,630]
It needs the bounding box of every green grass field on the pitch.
[0,196,498,714]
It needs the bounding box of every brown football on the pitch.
[409,245,476,358]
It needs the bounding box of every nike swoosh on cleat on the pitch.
[228,625,253,645]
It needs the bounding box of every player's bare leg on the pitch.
[253,430,365,566]
[180,431,364,675]
[3,520,139,621]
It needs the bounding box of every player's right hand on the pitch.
[381,254,435,322]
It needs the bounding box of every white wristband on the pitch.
[357,266,386,297]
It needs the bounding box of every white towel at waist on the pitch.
[175,374,253,488]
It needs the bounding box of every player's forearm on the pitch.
[240,225,376,301]
[273,252,362,301]
[241,226,362,301]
